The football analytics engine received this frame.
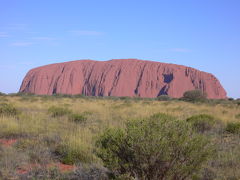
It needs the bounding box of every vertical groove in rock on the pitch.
[134,63,147,96]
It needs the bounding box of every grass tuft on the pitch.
[226,122,240,134]
[0,103,20,116]
[48,106,72,117]
[68,113,87,123]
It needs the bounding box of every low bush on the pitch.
[225,122,240,134]
[186,114,217,133]
[0,103,20,116]
[96,113,213,180]
[182,89,207,102]
[68,113,87,123]
[55,143,94,165]
[157,95,171,101]
[48,106,72,117]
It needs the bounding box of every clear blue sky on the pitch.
[0,0,239,98]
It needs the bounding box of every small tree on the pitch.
[96,113,213,180]
[182,89,207,102]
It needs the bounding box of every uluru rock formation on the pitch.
[19,59,227,99]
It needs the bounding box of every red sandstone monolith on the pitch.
[19,59,227,99]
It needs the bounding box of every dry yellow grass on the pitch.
[1,96,239,148]
[2,96,240,135]
[1,95,240,179]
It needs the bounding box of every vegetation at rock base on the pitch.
[157,95,171,101]
[0,94,240,179]
[182,89,207,102]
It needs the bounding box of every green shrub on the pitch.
[0,103,20,116]
[186,114,217,133]
[55,143,93,165]
[96,113,213,180]
[225,122,240,134]
[182,89,207,102]
[48,106,72,117]
[68,113,87,123]
[157,95,171,101]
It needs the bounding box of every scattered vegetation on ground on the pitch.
[0,94,240,179]
[157,95,171,101]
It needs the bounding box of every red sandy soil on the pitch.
[0,138,17,146]
[17,163,75,175]
[49,163,75,172]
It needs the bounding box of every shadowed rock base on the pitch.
[19,59,227,99]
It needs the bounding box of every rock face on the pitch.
[19,59,227,99]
